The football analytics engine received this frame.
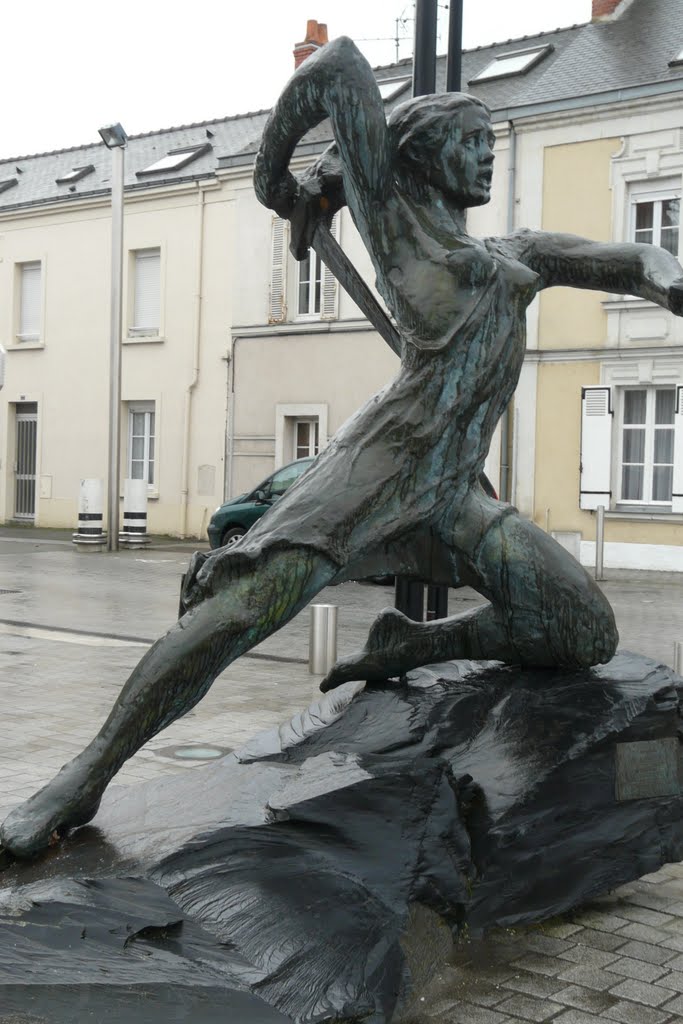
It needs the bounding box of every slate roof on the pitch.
[2,0,682,212]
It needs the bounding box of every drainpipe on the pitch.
[223,337,235,502]
[499,119,516,503]
[178,183,206,538]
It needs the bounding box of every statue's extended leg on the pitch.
[0,543,338,858]
[321,499,618,691]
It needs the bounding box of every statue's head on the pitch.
[388,92,494,208]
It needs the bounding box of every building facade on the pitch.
[0,0,682,571]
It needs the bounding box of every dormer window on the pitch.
[137,143,211,176]
[469,44,553,83]
[377,78,411,101]
[55,165,95,185]
[669,47,683,67]
[0,178,18,194]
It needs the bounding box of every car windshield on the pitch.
[269,459,311,497]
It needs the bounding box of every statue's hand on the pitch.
[289,144,346,261]
[289,186,334,261]
[668,278,683,316]
[268,171,300,221]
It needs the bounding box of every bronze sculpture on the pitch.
[2,35,683,859]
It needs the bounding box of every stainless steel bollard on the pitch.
[674,642,683,676]
[309,604,338,675]
[595,504,605,581]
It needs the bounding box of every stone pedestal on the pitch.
[1,652,682,1023]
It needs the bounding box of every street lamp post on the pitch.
[98,122,128,552]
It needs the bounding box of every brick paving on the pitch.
[0,527,682,1022]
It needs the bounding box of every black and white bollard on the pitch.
[72,478,106,552]
[119,478,150,549]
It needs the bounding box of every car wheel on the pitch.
[221,526,246,549]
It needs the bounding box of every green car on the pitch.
[207,457,315,550]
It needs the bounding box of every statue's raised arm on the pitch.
[254,36,393,254]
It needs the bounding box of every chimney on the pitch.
[293,19,329,69]
[592,0,630,20]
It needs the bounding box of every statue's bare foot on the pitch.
[320,606,415,692]
[0,756,103,859]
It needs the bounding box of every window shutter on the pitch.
[580,386,613,510]
[269,216,288,323]
[673,385,683,514]
[320,213,339,320]
[133,249,161,331]
[19,262,41,339]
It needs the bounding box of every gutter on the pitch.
[178,182,207,538]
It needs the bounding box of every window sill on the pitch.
[604,509,683,523]
[124,333,165,345]
[9,338,44,350]
[119,490,158,501]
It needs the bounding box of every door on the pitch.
[14,402,37,520]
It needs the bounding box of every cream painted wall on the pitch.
[534,360,601,534]
[539,137,621,350]
[0,183,234,537]
[229,329,399,497]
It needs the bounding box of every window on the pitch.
[55,165,94,185]
[618,387,675,504]
[580,383,683,514]
[298,249,322,316]
[295,419,320,459]
[128,403,155,486]
[632,191,680,257]
[268,460,311,498]
[130,248,161,335]
[269,214,339,324]
[469,45,552,83]
[377,78,411,101]
[137,144,211,176]
[0,178,18,195]
[275,403,328,467]
[17,262,41,341]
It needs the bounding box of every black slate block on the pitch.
[1,651,682,1023]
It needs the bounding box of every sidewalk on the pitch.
[0,527,682,1022]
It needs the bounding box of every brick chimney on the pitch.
[592,0,630,20]
[293,19,329,68]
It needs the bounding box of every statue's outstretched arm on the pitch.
[253,36,393,245]
[503,229,683,314]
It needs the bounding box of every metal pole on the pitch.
[674,642,683,676]
[446,0,463,91]
[412,0,438,96]
[309,604,338,675]
[107,145,124,552]
[595,504,605,581]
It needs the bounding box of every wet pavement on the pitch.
[0,526,682,1023]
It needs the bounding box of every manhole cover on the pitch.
[154,744,232,761]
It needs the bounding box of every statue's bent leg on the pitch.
[1,542,338,858]
[321,497,618,691]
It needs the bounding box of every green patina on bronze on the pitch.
[2,36,683,858]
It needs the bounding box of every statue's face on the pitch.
[430,106,495,208]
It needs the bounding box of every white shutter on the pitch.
[673,385,683,514]
[269,217,288,323]
[19,262,41,339]
[320,213,339,320]
[580,386,613,510]
[133,249,160,332]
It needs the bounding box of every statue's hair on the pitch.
[387,92,491,186]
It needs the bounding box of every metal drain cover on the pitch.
[154,744,232,761]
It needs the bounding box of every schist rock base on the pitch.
[1,651,683,1024]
